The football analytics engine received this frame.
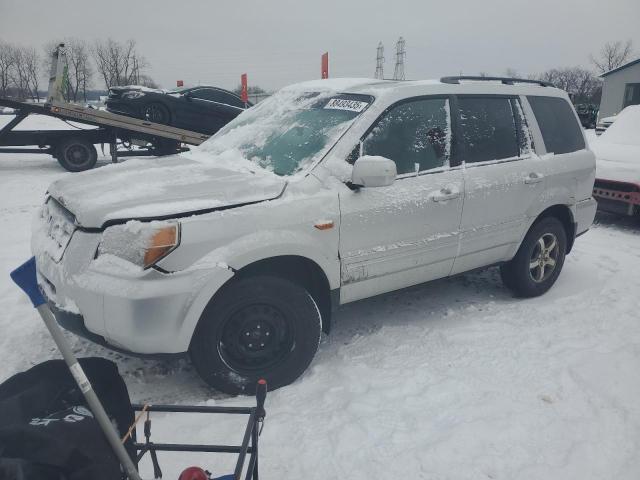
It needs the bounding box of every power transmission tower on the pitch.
[375,42,385,79]
[393,36,406,80]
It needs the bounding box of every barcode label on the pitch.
[70,363,92,394]
[324,98,368,112]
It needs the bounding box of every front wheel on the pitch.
[190,275,322,395]
[500,217,567,297]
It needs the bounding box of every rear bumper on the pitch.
[593,179,640,216]
[575,197,597,235]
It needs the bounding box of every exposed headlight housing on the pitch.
[122,91,146,99]
[97,221,180,269]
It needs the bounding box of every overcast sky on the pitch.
[1,0,638,91]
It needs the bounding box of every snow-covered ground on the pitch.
[1,118,639,479]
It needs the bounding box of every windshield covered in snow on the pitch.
[199,91,372,176]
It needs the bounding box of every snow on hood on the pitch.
[593,105,640,184]
[598,105,640,147]
[47,153,286,228]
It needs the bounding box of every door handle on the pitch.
[432,187,460,202]
[524,172,544,185]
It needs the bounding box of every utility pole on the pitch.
[375,42,385,79]
[393,36,406,81]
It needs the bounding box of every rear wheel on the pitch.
[55,137,98,172]
[500,217,567,297]
[190,275,322,395]
[142,102,170,125]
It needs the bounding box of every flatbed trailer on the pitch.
[0,96,210,172]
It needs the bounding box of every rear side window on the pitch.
[457,97,519,163]
[527,96,585,154]
[193,89,244,107]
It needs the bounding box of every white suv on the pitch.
[32,77,597,394]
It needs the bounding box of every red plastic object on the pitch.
[178,466,209,480]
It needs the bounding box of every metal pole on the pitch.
[35,305,142,480]
[10,258,141,480]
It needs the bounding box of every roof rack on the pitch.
[440,76,554,87]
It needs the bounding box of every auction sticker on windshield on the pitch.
[324,98,369,112]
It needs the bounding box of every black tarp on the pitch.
[0,358,135,480]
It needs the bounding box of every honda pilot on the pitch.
[32,77,597,394]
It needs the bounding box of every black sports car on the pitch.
[106,85,251,135]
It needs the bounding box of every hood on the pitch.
[593,142,640,185]
[47,155,286,228]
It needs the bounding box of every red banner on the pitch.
[321,52,329,79]
[241,73,248,104]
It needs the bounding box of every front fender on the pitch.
[174,228,339,351]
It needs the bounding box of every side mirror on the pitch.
[351,155,397,188]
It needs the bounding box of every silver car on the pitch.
[32,77,597,394]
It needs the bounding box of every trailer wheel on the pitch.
[56,138,98,172]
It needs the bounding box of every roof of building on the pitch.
[600,57,640,78]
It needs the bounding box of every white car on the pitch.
[32,77,597,394]
[592,105,640,216]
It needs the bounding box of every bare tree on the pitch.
[504,68,519,78]
[93,38,149,88]
[9,46,41,101]
[137,74,159,89]
[22,47,41,101]
[535,67,602,104]
[590,40,634,74]
[0,41,16,97]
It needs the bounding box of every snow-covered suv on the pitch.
[32,77,597,394]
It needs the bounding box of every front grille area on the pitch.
[35,198,77,262]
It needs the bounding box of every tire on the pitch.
[152,138,181,156]
[142,102,170,125]
[55,137,98,172]
[500,217,567,298]
[190,275,322,395]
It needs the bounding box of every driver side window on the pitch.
[363,98,451,175]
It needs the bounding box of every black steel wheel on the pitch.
[190,275,322,395]
[142,102,171,125]
[500,217,567,298]
[55,137,98,172]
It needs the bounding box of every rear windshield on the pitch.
[527,96,585,154]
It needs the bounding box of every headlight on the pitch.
[97,221,180,269]
[122,91,146,99]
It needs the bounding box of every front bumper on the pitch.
[105,100,140,118]
[33,229,234,355]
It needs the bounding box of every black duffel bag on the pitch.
[0,358,135,480]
